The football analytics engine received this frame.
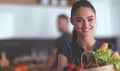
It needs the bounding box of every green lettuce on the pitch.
[86,48,120,71]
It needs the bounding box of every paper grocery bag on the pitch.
[83,64,115,71]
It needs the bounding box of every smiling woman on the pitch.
[56,0,120,71]
[71,6,96,38]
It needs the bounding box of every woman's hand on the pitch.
[113,52,120,59]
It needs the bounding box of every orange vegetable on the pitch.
[21,65,28,71]
[12,65,28,71]
[12,66,22,71]
[100,42,108,52]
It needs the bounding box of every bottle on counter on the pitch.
[51,0,58,6]
[60,0,67,6]
[41,0,49,5]
[0,51,13,71]
[0,51,10,69]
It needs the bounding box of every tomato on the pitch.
[74,66,82,71]
[68,64,76,71]
[82,63,87,68]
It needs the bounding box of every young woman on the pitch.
[57,0,120,71]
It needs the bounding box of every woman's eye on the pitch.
[77,19,83,23]
[88,19,93,22]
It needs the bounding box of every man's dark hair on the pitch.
[58,14,68,21]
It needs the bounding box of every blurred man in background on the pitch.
[45,14,72,71]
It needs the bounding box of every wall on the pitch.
[0,4,72,39]
[91,0,112,37]
[0,12,14,38]
[111,0,120,51]
[0,0,117,39]
[111,0,120,36]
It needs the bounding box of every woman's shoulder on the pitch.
[108,42,118,52]
[57,42,73,52]
[57,42,73,60]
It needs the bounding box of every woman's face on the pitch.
[71,7,96,37]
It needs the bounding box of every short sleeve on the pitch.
[57,44,70,58]
[108,43,118,52]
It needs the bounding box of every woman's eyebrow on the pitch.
[76,17,83,19]
[76,16,94,19]
[87,16,94,18]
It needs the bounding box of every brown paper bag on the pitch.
[83,64,115,71]
[80,51,115,71]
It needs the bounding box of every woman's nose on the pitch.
[83,20,89,28]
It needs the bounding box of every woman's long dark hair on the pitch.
[71,0,96,42]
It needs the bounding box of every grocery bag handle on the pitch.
[81,50,99,70]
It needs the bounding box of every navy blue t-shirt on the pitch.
[57,40,118,65]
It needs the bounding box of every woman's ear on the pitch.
[70,17,74,25]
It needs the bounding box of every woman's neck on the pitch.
[77,35,96,50]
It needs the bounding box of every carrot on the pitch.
[100,42,108,52]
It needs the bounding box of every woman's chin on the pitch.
[82,32,91,37]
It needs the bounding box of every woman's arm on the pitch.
[113,51,120,59]
[57,54,68,71]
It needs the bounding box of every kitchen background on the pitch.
[0,0,120,71]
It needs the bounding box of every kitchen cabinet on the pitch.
[0,0,75,6]
[67,0,75,6]
[0,0,38,4]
